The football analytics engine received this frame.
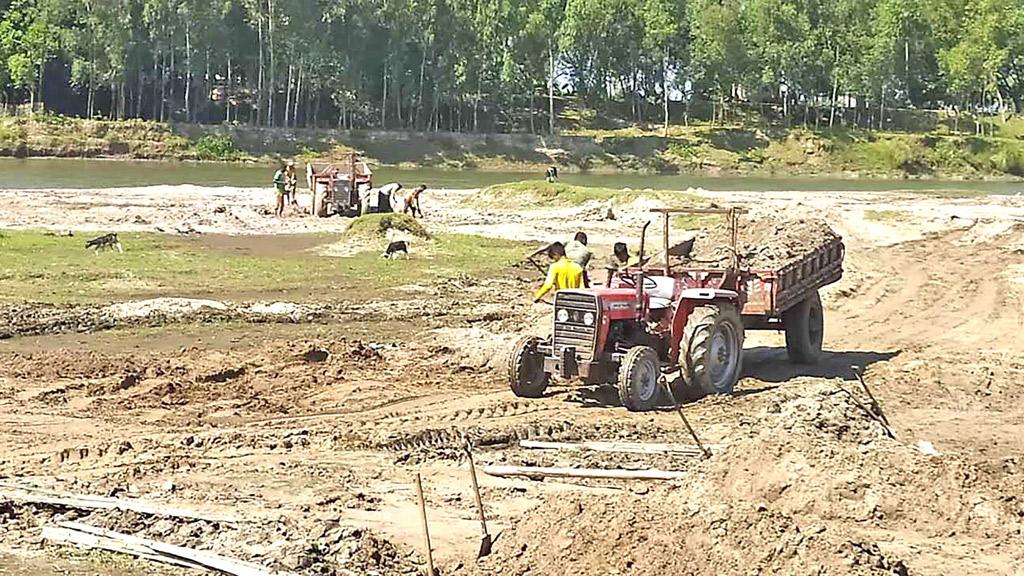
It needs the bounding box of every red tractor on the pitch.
[509,208,845,411]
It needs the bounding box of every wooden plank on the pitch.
[41,525,204,569]
[0,483,239,524]
[648,207,749,215]
[482,465,688,481]
[57,522,283,576]
[518,440,720,456]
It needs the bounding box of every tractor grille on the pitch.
[553,291,599,361]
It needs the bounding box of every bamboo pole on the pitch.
[44,522,280,576]
[482,465,687,481]
[518,440,720,456]
[0,483,238,524]
[414,474,436,576]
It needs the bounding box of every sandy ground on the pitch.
[2,182,1024,575]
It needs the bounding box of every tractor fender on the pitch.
[668,289,740,364]
[678,288,740,301]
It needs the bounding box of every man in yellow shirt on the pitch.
[535,242,584,302]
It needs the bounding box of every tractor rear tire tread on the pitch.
[508,336,549,398]
[681,304,744,395]
[784,291,824,364]
[617,346,661,412]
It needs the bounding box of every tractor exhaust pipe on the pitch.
[636,221,651,321]
[638,220,651,262]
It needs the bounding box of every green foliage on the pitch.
[990,144,1024,176]
[346,213,431,240]
[0,0,1021,136]
[190,134,242,161]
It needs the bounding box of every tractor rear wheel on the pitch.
[508,336,549,398]
[681,303,744,395]
[783,290,824,364]
[617,346,661,412]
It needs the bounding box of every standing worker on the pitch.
[284,160,299,209]
[404,184,426,218]
[564,231,593,288]
[272,161,288,217]
[534,242,583,303]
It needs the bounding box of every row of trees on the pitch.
[1,0,1023,132]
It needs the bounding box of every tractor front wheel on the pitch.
[783,290,824,364]
[508,336,549,398]
[681,303,744,395]
[313,186,328,217]
[617,346,662,412]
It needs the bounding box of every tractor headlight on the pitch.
[583,312,595,326]
[556,309,570,323]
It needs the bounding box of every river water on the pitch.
[2,157,1022,194]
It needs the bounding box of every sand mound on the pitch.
[477,492,909,576]
[671,211,841,270]
[477,382,1022,576]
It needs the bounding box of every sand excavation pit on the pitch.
[0,298,333,339]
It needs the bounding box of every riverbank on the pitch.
[3,114,1024,180]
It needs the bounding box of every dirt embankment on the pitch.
[474,385,1023,576]
[8,116,1024,177]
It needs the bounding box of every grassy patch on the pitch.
[346,213,430,239]
[0,230,525,304]
[472,180,702,208]
[864,210,907,222]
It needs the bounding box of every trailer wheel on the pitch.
[783,291,824,364]
[508,336,549,398]
[681,304,744,395]
[313,187,328,217]
[617,346,661,412]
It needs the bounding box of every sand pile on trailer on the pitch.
[674,213,841,270]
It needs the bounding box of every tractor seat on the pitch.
[644,276,676,300]
[649,297,672,310]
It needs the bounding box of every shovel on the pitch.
[463,439,493,558]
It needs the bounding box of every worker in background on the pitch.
[564,231,593,288]
[404,184,426,218]
[284,160,299,208]
[272,161,288,217]
[604,242,640,286]
[535,242,583,303]
[379,182,404,213]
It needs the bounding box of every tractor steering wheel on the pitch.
[618,275,657,290]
